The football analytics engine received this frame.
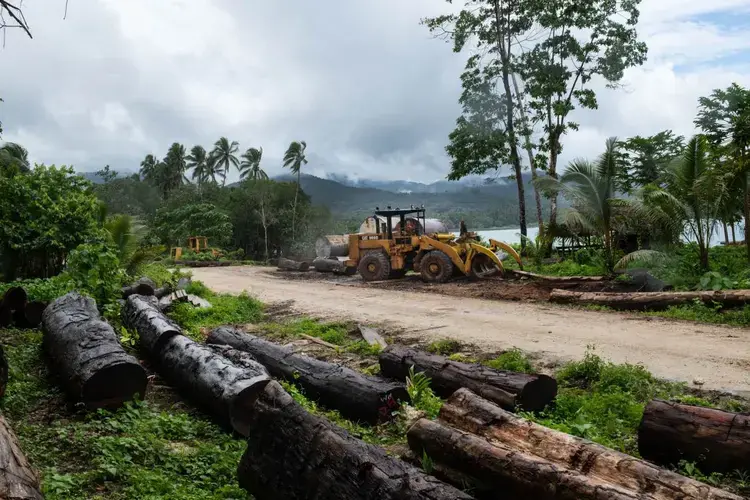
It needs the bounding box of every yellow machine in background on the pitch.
[170,236,220,261]
[345,207,522,282]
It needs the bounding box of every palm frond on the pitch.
[614,250,668,270]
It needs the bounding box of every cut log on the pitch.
[121,277,156,299]
[0,414,44,499]
[549,288,750,311]
[277,257,310,272]
[428,388,739,500]
[157,290,189,311]
[0,345,7,399]
[315,234,350,259]
[154,286,172,299]
[21,301,47,329]
[2,286,27,311]
[0,302,11,328]
[508,270,608,283]
[237,380,473,500]
[207,326,408,424]
[41,292,147,409]
[379,345,556,412]
[357,324,387,349]
[638,399,750,474]
[122,295,182,357]
[313,257,350,274]
[157,335,270,436]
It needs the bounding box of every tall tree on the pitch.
[424,0,530,246]
[187,145,211,185]
[619,131,685,190]
[695,83,750,260]
[139,154,159,183]
[0,141,30,175]
[211,137,240,187]
[160,142,188,198]
[283,140,308,242]
[520,0,648,231]
[240,147,268,181]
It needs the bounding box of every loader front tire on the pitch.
[358,252,391,282]
[420,251,453,283]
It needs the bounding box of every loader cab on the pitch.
[373,205,427,239]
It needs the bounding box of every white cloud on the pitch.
[0,0,747,182]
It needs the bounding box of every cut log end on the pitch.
[229,376,274,437]
[518,375,558,411]
[82,362,148,410]
[23,301,47,328]
[3,286,28,311]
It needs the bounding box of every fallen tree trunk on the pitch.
[121,277,156,299]
[277,257,310,272]
[42,292,147,409]
[508,270,608,283]
[549,288,750,311]
[0,414,44,499]
[207,326,408,424]
[312,257,355,275]
[429,388,738,500]
[379,345,556,412]
[237,381,473,500]
[2,286,27,311]
[638,399,750,474]
[157,335,271,436]
[122,295,182,357]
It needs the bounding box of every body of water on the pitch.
[454,224,744,248]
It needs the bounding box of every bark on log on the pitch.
[638,399,750,474]
[122,295,182,357]
[379,345,556,412]
[237,380,473,500]
[549,288,750,311]
[430,388,738,500]
[313,257,346,273]
[207,326,408,424]
[41,292,147,409]
[154,286,172,299]
[0,414,44,499]
[157,335,271,436]
[2,287,27,311]
[277,257,310,272]
[315,235,350,259]
[0,345,7,399]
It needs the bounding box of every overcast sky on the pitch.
[1,0,749,183]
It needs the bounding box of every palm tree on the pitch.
[160,143,188,197]
[535,137,626,272]
[187,145,211,185]
[0,142,30,175]
[283,140,308,241]
[240,147,267,181]
[104,214,162,276]
[211,137,240,187]
[642,135,729,270]
[139,154,158,183]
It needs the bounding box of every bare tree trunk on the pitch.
[292,172,300,242]
[723,221,729,245]
[731,222,737,243]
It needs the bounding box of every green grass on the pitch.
[484,348,534,373]
[0,328,250,500]
[426,339,462,356]
[643,301,750,327]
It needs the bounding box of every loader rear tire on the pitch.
[420,251,453,283]
[358,252,391,282]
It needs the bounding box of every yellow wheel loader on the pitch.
[344,207,522,283]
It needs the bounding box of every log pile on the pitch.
[207,326,407,424]
[42,292,147,409]
[379,345,556,411]
[549,288,750,311]
[407,388,742,500]
[0,414,44,499]
[237,381,473,500]
[121,277,157,299]
[508,270,608,284]
[122,298,271,434]
[638,399,750,474]
[277,257,310,272]
[0,287,47,329]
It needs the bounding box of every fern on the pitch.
[405,366,443,419]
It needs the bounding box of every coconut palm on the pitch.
[139,154,159,182]
[240,147,267,181]
[104,214,162,276]
[187,145,211,185]
[283,140,308,241]
[210,137,240,187]
[0,142,30,175]
[535,137,626,272]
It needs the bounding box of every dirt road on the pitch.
[192,266,750,395]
